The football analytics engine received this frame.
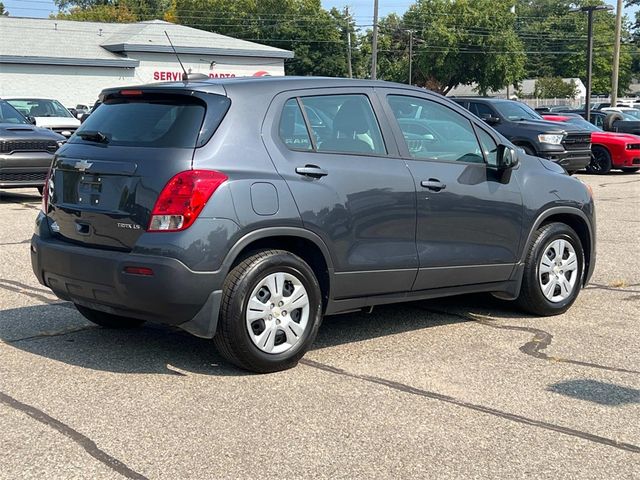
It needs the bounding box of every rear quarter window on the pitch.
[73,95,210,148]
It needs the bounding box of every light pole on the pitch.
[611,0,623,107]
[371,0,379,80]
[408,30,415,85]
[570,5,613,122]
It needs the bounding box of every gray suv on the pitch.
[31,77,596,373]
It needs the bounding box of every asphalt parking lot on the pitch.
[0,173,638,479]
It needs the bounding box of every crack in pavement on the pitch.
[300,358,640,453]
[585,283,640,294]
[0,391,148,479]
[0,239,31,246]
[420,307,640,375]
[598,178,640,188]
[4,326,95,344]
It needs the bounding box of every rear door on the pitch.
[263,88,418,299]
[381,91,524,290]
[47,89,230,250]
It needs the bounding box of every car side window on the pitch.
[279,99,312,151]
[469,102,495,119]
[387,95,484,163]
[592,114,604,128]
[476,128,499,166]
[299,94,386,155]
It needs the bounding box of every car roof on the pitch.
[104,76,443,98]
[449,97,514,103]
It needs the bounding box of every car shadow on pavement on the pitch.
[0,294,521,376]
[0,190,41,202]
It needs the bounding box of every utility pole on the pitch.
[408,30,414,85]
[611,0,623,107]
[371,0,379,80]
[346,7,353,78]
[570,5,613,122]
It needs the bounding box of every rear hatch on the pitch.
[47,88,230,250]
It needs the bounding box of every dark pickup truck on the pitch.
[0,100,64,194]
[453,98,592,173]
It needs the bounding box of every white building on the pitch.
[0,17,293,107]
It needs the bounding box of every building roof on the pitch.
[0,17,293,69]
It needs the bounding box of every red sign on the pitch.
[153,70,270,81]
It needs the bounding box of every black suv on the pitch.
[31,78,596,373]
[0,100,65,194]
[453,98,592,173]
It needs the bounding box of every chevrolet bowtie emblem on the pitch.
[74,160,93,172]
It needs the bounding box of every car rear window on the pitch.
[72,95,209,148]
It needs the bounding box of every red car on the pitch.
[543,114,640,174]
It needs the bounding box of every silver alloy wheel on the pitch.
[245,272,310,354]
[538,238,579,303]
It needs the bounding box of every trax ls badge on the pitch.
[117,222,141,230]
[74,160,93,172]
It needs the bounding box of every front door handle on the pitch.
[296,165,328,179]
[421,179,446,191]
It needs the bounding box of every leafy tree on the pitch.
[54,0,168,21]
[516,0,633,95]
[0,2,7,15]
[364,0,526,94]
[534,77,579,98]
[171,0,352,76]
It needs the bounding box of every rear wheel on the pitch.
[515,223,584,316]
[214,249,323,373]
[586,146,612,174]
[75,304,145,328]
[621,167,639,173]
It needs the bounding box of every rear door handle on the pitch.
[421,179,446,191]
[295,165,328,178]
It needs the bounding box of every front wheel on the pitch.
[213,249,323,373]
[586,146,612,174]
[75,304,146,328]
[515,223,584,316]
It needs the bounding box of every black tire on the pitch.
[75,304,146,328]
[621,167,639,173]
[520,144,536,156]
[213,249,323,373]
[37,186,44,196]
[603,112,623,132]
[515,223,584,316]
[586,145,612,174]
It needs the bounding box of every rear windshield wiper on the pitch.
[77,130,109,144]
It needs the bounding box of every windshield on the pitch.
[566,117,601,132]
[6,98,74,118]
[494,102,542,121]
[0,100,29,125]
[621,109,640,119]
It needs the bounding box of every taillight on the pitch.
[41,168,52,213]
[148,170,227,232]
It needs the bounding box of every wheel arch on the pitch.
[522,207,594,286]
[221,228,334,309]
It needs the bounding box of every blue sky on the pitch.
[2,0,635,22]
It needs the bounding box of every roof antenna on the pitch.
[164,30,188,81]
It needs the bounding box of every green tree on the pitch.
[54,0,168,21]
[516,0,633,95]
[172,0,352,76]
[365,0,526,94]
[0,2,7,15]
[534,77,579,98]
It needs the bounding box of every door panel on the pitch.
[263,89,418,299]
[381,91,523,291]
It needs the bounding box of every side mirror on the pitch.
[26,115,37,125]
[480,113,500,125]
[496,144,519,170]
[80,113,90,124]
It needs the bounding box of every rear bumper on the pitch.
[30,215,224,336]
